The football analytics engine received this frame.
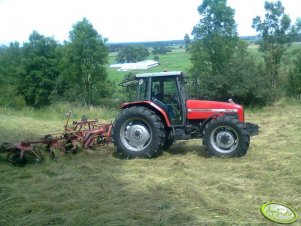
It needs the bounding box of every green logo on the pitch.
[260,202,298,224]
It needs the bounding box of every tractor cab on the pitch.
[134,71,186,124]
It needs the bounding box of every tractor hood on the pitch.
[186,100,244,122]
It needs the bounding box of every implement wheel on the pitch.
[7,150,28,167]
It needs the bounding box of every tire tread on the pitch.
[203,116,250,157]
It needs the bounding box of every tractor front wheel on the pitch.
[203,116,250,157]
[113,106,165,158]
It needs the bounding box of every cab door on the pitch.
[151,77,183,124]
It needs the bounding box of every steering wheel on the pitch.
[163,93,176,104]
[164,94,181,116]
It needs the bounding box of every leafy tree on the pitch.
[192,0,238,76]
[17,32,59,107]
[62,18,109,107]
[252,1,301,89]
[227,41,275,105]
[184,33,191,52]
[0,42,25,107]
[189,0,274,105]
[287,50,301,99]
[190,0,238,99]
[120,72,136,102]
[0,42,22,78]
[116,45,149,63]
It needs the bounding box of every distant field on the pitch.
[106,42,301,86]
[0,99,300,225]
[107,48,191,83]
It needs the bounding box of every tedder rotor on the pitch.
[0,113,112,166]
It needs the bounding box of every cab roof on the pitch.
[136,71,183,78]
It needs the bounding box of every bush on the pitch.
[0,85,26,109]
[93,97,121,109]
[153,55,159,61]
[287,50,301,99]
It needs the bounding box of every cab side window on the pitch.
[151,77,182,124]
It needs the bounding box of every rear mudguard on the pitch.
[121,101,172,127]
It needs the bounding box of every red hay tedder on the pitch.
[0,112,112,166]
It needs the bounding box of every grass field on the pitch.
[107,48,191,83]
[0,99,300,225]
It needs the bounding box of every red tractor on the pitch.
[113,71,258,158]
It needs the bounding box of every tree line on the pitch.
[0,18,114,108]
[108,40,183,53]
[186,0,301,105]
[115,45,172,63]
[1,0,301,110]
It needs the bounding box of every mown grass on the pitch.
[0,99,300,225]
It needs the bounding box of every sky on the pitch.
[0,0,300,45]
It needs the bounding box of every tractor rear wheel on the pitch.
[203,116,250,157]
[113,106,165,158]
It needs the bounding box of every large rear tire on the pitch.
[203,116,250,157]
[113,106,165,158]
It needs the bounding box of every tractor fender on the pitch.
[199,112,239,136]
[199,114,219,136]
[121,101,172,127]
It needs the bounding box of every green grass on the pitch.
[0,103,117,143]
[1,100,301,225]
